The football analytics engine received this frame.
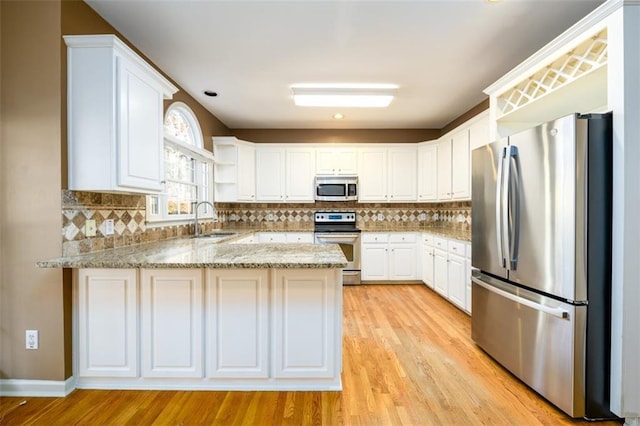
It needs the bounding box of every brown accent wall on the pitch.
[1,0,66,380]
[440,98,489,136]
[231,128,440,144]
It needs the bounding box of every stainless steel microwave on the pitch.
[315,176,358,201]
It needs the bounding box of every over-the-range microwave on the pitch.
[315,176,358,201]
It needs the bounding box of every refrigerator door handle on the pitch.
[496,147,506,268]
[471,277,569,319]
[501,146,511,270]
[507,145,521,270]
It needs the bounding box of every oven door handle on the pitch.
[315,233,360,243]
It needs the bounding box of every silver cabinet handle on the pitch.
[472,277,569,319]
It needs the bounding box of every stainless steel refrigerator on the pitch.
[471,112,617,420]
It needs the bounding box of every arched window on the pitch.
[147,102,214,223]
[163,102,203,147]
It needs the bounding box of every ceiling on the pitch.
[85,0,604,130]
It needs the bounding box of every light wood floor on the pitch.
[0,284,623,425]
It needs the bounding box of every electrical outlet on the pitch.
[26,330,38,350]
[85,219,97,237]
[267,213,274,221]
[377,213,384,220]
[419,213,427,221]
[104,219,114,235]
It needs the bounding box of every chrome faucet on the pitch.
[193,200,215,237]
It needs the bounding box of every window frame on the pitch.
[146,102,215,226]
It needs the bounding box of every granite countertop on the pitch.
[360,226,470,242]
[38,234,347,269]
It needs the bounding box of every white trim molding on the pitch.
[0,377,76,397]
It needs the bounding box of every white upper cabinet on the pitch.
[417,142,438,201]
[358,146,417,202]
[315,147,358,175]
[437,138,452,200]
[65,35,178,194]
[388,148,417,201]
[255,146,315,202]
[256,148,286,201]
[469,112,490,150]
[451,129,470,200]
[358,148,388,201]
[286,148,316,202]
[237,143,256,202]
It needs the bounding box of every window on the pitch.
[147,102,214,224]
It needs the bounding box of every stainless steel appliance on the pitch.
[315,176,358,201]
[471,113,617,420]
[314,211,361,285]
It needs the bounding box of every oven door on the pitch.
[314,233,361,285]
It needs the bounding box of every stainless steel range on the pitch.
[314,211,361,285]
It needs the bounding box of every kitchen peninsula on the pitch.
[38,234,347,391]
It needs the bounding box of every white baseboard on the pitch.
[0,377,76,397]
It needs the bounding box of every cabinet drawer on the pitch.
[433,237,448,250]
[389,233,416,243]
[362,233,389,244]
[422,233,434,246]
[448,240,465,256]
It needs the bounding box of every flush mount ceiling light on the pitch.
[291,83,397,108]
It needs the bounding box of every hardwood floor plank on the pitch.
[0,285,623,425]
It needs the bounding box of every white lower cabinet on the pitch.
[424,235,470,313]
[273,269,339,378]
[76,269,138,378]
[447,250,466,310]
[74,267,342,389]
[361,233,418,281]
[140,269,203,378]
[205,269,269,378]
[361,234,389,280]
[433,247,449,296]
[389,234,418,280]
[422,234,435,289]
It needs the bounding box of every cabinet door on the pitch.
[451,129,470,199]
[257,232,287,243]
[448,253,466,309]
[117,56,164,192]
[286,149,315,202]
[255,148,285,201]
[433,249,449,296]
[418,143,438,201]
[389,244,417,280]
[358,148,388,201]
[237,143,256,201]
[335,148,358,174]
[316,148,357,175]
[361,244,388,280]
[273,269,339,378]
[76,269,138,378]
[469,114,490,151]
[423,246,435,288]
[141,269,203,378]
[286,232,314,243]
[437,138,452,200]
[206,269,269,378]
[388,148,417,201]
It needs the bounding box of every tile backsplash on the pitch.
[61,191,470,256]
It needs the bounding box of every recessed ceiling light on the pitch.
[291,83,397,108]
[333,113,344,120]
